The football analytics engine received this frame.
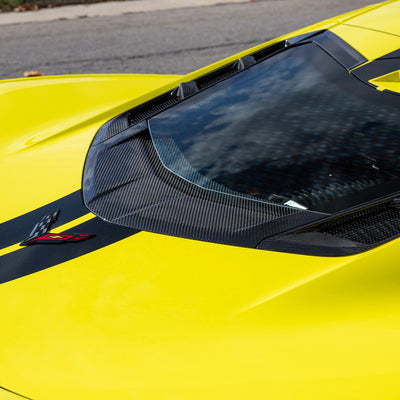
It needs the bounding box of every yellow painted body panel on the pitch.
[331,23,400,61]
[329,1,400,61]
[1,2,400,399]
[1,233,400,400]
[0,74,182,223]
[343,3,400,36]
[370,70,400,92]
[0,388,28,400]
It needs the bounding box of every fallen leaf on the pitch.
[24,70,44,77]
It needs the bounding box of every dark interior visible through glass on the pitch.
[148,43,400,214]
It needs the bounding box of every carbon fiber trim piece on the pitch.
[251,30,367,70]
[377,49,400,60]
[258,200,400,256]
[83,125,326,248]
[352,58,400,85]
[257,236,367,257]
[308,30,367,70]
[310,201,400,245]
[195,62,241,91]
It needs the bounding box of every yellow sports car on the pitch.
[1,1,400,399]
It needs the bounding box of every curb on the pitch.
[0,0,249,25]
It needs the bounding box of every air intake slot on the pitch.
[313,201,400,245]
[258,200,400,256]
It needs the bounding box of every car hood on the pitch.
[1,200,400,400]
[0,74,182,223]
[2,6,400,398]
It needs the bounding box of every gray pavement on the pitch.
[0,0,379,80]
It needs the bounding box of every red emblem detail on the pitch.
[20,210,95,246]
[24,233,94,245]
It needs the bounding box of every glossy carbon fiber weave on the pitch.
[83,123,326,248]
[258,200,400,256]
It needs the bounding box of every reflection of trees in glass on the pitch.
[149,44,400,211]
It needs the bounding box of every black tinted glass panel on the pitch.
[148,44,400,213]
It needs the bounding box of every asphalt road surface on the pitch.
[0,0,379,80]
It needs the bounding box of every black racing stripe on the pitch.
[0,190,88,250]
[0,218,139,285]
